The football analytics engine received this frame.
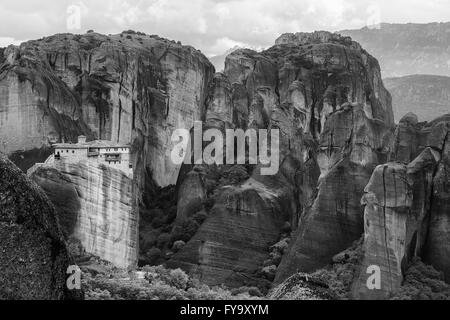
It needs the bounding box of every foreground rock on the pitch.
[0,155,80,300]
[270,273,335,300]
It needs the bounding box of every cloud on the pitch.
[0,37,25,47]
[0,0,449,55]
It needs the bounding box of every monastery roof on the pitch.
[53,140,130,149]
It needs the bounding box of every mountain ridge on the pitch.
[340,22,450,77]
[384,74,450,122]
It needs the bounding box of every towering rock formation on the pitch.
[269,32,394,285]
[169,31,395,288]
[0,31,214,187]
[0,155,80,300]
[0,31,214,268]
[352,114,450,299]
[352,163,412,299]
[422,117,450,282]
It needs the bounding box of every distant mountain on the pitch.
[340,22,450,78]
[209,46,241,72]
[384,74,450,122]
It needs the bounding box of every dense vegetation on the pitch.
[391,258,450,300]
[311,239,364,300]
[139,165,251,267]
[82,264,262,300]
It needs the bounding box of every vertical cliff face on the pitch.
[275,103,393,282]
[270,32,394,285]
[0,45,91,155]
[0,32,214,188]
[168,172,294,288]
[32,160,137,268]
[423,118,450,282]
[168,31,394,289]
[0,32,214,269]
[272,31,394,128]
[0,155,80,300]
[351,114,450,299]
[353,163,412,299]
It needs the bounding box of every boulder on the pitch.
[0,155,81,300]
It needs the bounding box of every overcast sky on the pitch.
[1,0,449,56]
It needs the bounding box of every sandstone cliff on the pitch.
[0,31,214,269]
[0,155,81,300]
[32,160,137,268]
[168,31,395,289]
[351,113,450,299]
[0,31,214,188]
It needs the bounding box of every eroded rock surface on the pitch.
[0,31,214,269]
[0,155,80,300]
[32,160,137,268]
[353,163,412,299]
[170,31,394,289]
[0,32,214,188]
[168,174,293,288]
[270,273,335,300]
[423,120,450,281]
[275,103,393,283]
[352,114,450,299]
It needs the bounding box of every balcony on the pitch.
[105,154,121,162]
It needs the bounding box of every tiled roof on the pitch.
[53,140,130,149]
